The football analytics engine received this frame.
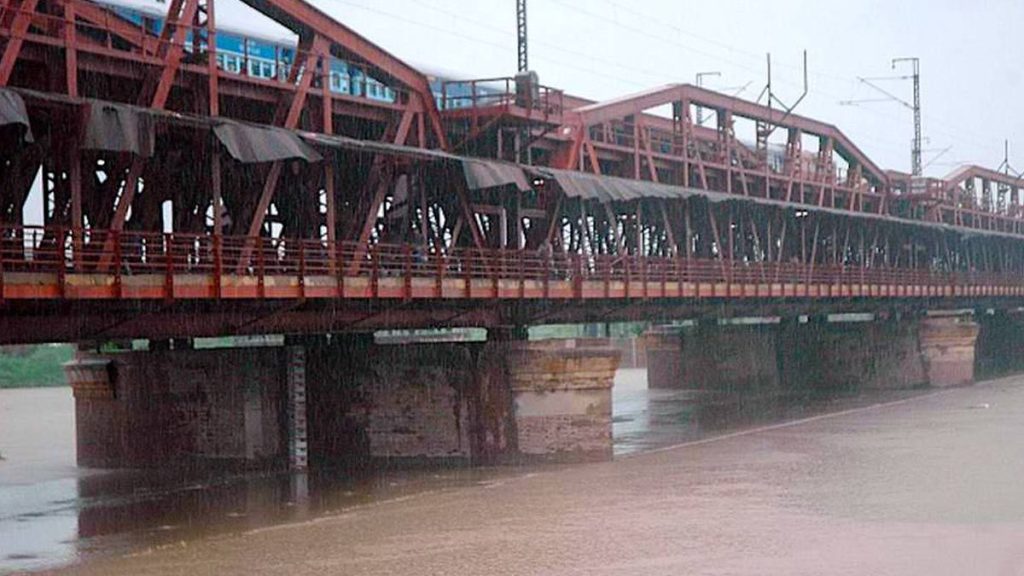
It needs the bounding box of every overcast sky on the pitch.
[234,0,1022,178]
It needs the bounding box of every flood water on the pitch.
[2,371,1020,575]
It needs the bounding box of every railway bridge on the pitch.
[2,0,1024,469]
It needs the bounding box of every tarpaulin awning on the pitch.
[532,167,692,202]
[8,88,1021,243]
[532,167,1024,240]
[83,101,154,156]
[300,131,530,191]
[462,158,531,192]
[215,121,323,164]
[0,88,33,142]
[299,131,455,162]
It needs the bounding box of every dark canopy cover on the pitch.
[461,158,531,192]
[0,88,33,142]
[215,121,323,164]
[83,101,155,156]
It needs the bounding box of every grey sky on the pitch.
[267,0,1022,177]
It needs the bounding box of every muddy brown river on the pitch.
[3,371,1024,575]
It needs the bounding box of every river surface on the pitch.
[2,372,1022,574]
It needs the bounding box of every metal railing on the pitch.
[0,225,1021,300]
[440,77,564,116]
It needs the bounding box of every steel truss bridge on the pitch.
[1,0,1023,344]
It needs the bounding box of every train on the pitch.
[98,0,495,111]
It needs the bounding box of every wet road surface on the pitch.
[5,373,1024,574]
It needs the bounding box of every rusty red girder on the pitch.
[440,78,1024,239]
[2,2,1024,346]
[0,0,445,146]
[451,82,894,218]
[2,219,1024,343]
[0,0,451,278]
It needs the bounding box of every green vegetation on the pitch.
[0,344,75,388]
[529,322,650,340]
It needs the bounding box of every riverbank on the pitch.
[0,346,73,389]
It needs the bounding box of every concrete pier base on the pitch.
[66,335,621,470]
[645,323,779,395]
[65,347,286,469]
[646,314,982,393]
[919,316,980,388]
[643,328,682,390]
[508,343,620,461]
[975,312,1024,377]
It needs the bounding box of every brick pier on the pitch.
[65,336,621,469]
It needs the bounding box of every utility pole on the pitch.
[839,57,922,176]
[694,71,720,126]
[517,0,528,73]
[892,57,921,176]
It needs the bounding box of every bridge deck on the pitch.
[2,227,1021,303]
[3,272,1020,302]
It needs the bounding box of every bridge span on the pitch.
[2,0,1024,470]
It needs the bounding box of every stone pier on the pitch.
[65,335,621,470]
[507,343,619,461]
[646,313,981,393]
[644,322,779,395]
[780,318,927,391]
[64,346,286,469]
[975,311,1024,377]
[918,316,981,388]
[643,327,683,390]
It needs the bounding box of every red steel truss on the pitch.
[1,0,1024,344]
[447,81,1024,236]
[551,84,888,214]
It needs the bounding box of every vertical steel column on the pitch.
[206,0,219,116]
[516,0,527,73]
[63,0,78,97]
[69,134,82,270]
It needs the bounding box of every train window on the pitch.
[329,73,348,94]
[261,62,274,79]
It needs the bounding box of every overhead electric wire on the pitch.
[327,0,652,88]
[325,0,1000,170]
[556,0,1005,161]
[413,1,677,84]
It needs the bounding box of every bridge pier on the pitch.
[64,333,621,470]
[648,321,780,396]
[975,311,1024,377]
[506,340,620,461]
[305,332,620,465]
[647,313,981,393]
[917,315,981,388]
[64,345,288,469]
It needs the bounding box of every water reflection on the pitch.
[612,368,927,456]
[2,455,522,572]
